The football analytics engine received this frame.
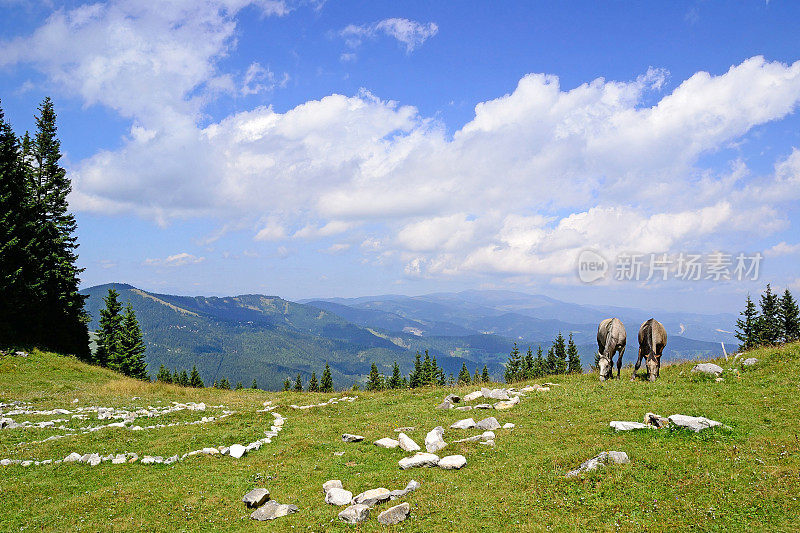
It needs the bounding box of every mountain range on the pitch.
[81,284,738,389]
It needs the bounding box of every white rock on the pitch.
[229,444,247,459]
[352,487,391,505]
[325,487,353,506]
[63,452,82,463]
[342,433,364,443]
[610,421,649,431]
[463,391,483,402]
[450,418,476,430]
[438,454,467,470]
[398,432,421,452]
[743,358,759,366]
[399,452,440,469]
[424,426,447,453]
[608,451,630,464]
[200,447,219,455]
[378,502,410,525]
[338,504,370,524]
[502,423,515,429]
[242,488,270,508]
[476,417,500,430]
[692,363,724,376]
[374,437,400,449]
[322,480,343,494]
[668,414,722,432]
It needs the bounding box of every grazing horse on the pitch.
[597,318,626,381]
[632,318,667,382]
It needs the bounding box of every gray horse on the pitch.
[631,318,667,382]
[596,318,626,381]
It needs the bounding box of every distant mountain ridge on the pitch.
[82,284,736,390]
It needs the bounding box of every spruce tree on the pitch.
[532,346,546,378]
[421,352,433,387]
[458,362,471,385]
[473,367,480,385]
[251,378,258,389]
[567,333,581,373]
[308,371,319,392]
[779,289,800,343]
[95,289,123,368]
[735,293,760,350]
[119,303,147,379]
[282,377,291,392]
[523,347,534,380]
[235,382,243,390]
[432,355,446,386]
[156,364,172,383]
[366,362,383,391]
[481,364,490,383]
[179,370,189,387]
[321,362,334,392]
[388,361,402,389]
[218,378,231,390]
[758,284,781,345]
[553,333,568,374]
[409,352,422,388]
[293,373,303,392]
[25,98,89,357]
[504,343,522,383]
[545,346,557,375]
[189,365,204,387]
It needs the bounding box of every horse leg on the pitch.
[630,347,643,381]
[616,346,625,379]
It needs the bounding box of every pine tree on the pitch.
[481,365,490,383]
[758,284,781,345]
[567,333,581,373]
[218,378,231,390]
[473,367,480,385]
[545,346,557,375]
[282,377,291,392]
[366,362,383,391]
[421,351,433,387]
[95,289,123,368]
[504,343,522,383]
[293,373,303,392]
[779,289,800,343]
[553,333,568,374]
[458,362,471,385]
[179,370,189,387]
[388,361,402,389]
[235,382,243,390]
[735,293,760,350]
[119,303,147,379]
[532,346,546,378]
[25,98,89,357]
[321,363,334,392]
[308,371,319,392]
[251,379,258,389]
[156,364,172,383]
[523,347,534,380]
[409,352,422,388]
[432,355,445,386]
[189,365,204,388]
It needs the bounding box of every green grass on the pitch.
[2,344,800,531]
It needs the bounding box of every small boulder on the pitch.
[502,423,515,429]
[389,479,420,499]
[475,417,500,430]
[609,421,649,431]
[242,488,270,508]
[692,363,723,376]
[643,412,670,428]
[63,452,82,463]
[742,358,758,367]
[374,437,400,449]
[455,406,473,411]
[352,487,391,506]
[325,487,353,506]
[463,391,483,402]
[444,394,461,404]
[342,433,364,443]
[668,414,722,432]
[228,444,247,459]
[474,403,494,410]
[322,479,343,494]
[398,432,421,452]
[424,426,447,453]
[438,455,467,470]
[399,452,440,469]
[435,400,453,410]
[378,502,410,525]
[338,504,370,524]
[250,500,298,521]
[450,418,476,430]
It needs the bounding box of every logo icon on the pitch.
[577,249,608,283]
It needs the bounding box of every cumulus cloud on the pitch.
[340,18,439,53]
[145,252,206,267]
[765,241,800,257]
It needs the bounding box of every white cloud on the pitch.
[144,252,205,267]
[241,62,289,96]
[765,241,800,257]
[323,243,351,254]
[340,18,438,53]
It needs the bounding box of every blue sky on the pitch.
[1,0,799,313]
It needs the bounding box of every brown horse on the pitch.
[596,318,626,381]
[631,318,667,382]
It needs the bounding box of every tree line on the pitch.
[0,98,89,357]
[735,284,799,350]
[504,333,582,383]
[94,289,148,379]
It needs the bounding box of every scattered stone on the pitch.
[394,427,414,432]
[692,363,724,376]
[333,451,345,456]
[325,487,353,506]
[607,451,630,464]
[566,451,629,477]
[378,502,410,525]
[342,433,364,443]
[643,412,670,428]
[494,397,519,410]
[200,447,219,455]
[450,418,476,430]
[479,439,495,446]
[242,488,270,508]
[444,394,461,404]
[322,480,343,493]
[438,454,467,470]
[463,391,483,402]
[435,400,453,410]
[398,433,421,452]
[668,414,722,432]
[482,388,510,400]
[63,452,82,463]
[389,479,420,499]
[743,358,759,366]
[475,417,500,430]
[338,504,370,524]
[715,377,725,382]
[474,403,493,409]
[610,421,649,431]
[399,452,440,469]
[111,454,126,464]
[228,444,247,459]
[502,423,515,429]
[353,487,391,506]
[454,405,473,411]
[250,500,298,521]
[425,426,447,453]
[374,437,400,449]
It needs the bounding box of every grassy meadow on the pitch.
[1,343,800,531]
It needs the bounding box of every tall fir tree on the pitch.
[119,303,147,380]
[779,289,800,343]
[321,362,334,392]
[156,364,172,383]
[473,367,480,385]
[218,378,230,390]
[251,379,258,390]
[409,352,422,388]
[532,346,546,378]
[735,293,760,350]
[25,98,89,357]
[553,333,568,374]
[366,362,383,391]
[458,362,471,385]
[235,382,243,390]
[504,343,522,383]
[388,361,402,389]
[178,370,189,387]
[481,365,490,383]
[431,355,445,386]
[282,377,291,392]
[189,365,204,388]
[293,373,303,392]
[308,371,319,392]
[567,333,581,373]
[545,346,558,375]
[522,347,534,380]
[95,288,123,368]
[420,351,434,387]
[758,284,782,345]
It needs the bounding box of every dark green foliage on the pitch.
[178,370,189,387]
[235,382,243,390]
[321,363,334,392]
[156,364,172,383]
[504,343,522,383]
[409,352,423,388]
[308,371,319,392]
[282,377,291,392]
[366,362,384,391]
[567,333,581,373]
[532,346,546,378]
[119,303,147,380]
[545,346,557,375]
[553,333,567,374]
[388,361,403,389]
[736,294,760,351]
[758,284,781,345]
[251,379,258,389]
[293,373,303,392]
[522,347,534,379]
[458,362,471,385]
[217,378,231,390]
[473,367,480,385]
[189,365,204,388]
[96,289,123,368]
[481,365,490,383]
[780,289,800,343]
